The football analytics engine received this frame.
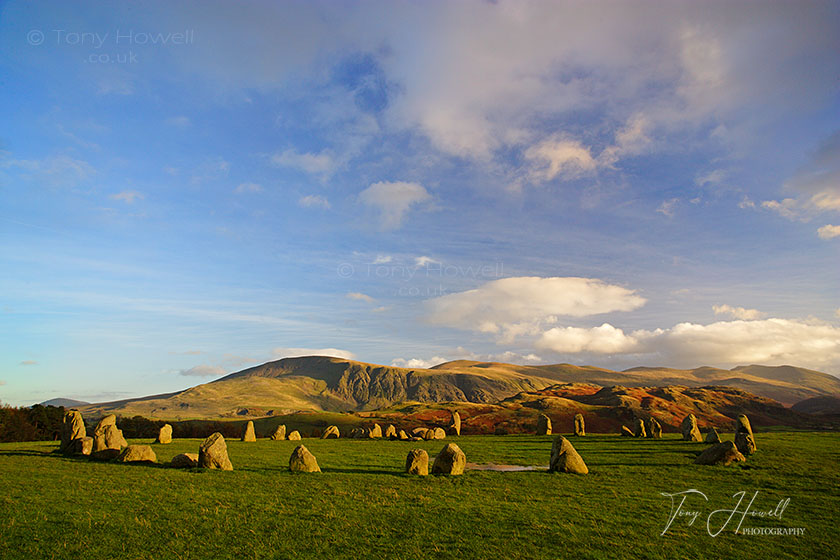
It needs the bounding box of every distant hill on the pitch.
[77,356,840,420]
[37,398,89,408]
[792,395,840,416]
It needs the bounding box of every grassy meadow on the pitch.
[0,432,838,559]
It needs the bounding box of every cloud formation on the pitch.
[817,224,840,240]
[179,364,226,377]
[712,304,764,320]
[346,292,374,303]
[272,149,335,177]
[235,182,263,194]
[272,347,356,360]
[359,181,431,229]
[109,190,145,204]
[298,194,330,209]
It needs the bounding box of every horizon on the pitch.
[2,1,840,407]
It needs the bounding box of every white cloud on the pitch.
[272,149,335,177]
[761,198,801,220]
[817,224,840,240]
[371,306,390,313]
[524,138,598,182]
[165,116,191,127]
[272,347,357,360]
[414,255,439,267]
[372,255,393,264]
[359,181,431,229]
[179,365,226,377]
[392,349,543,369]
[298,194,330,209]
[235,182,263,194]
[391,357,449,369]
[425,276,646,341]
[712,304,764,320]
[657,198,679,218]
[738,197,756,209]
[109,190,144,204]
[696,169,726,187]
[2,154,95,188]
[536,323,638,354]
[346,292,374,303]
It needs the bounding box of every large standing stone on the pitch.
[431,443,466,475]
[734,414,757,455]
[705,427,722,443]
[536,414,552,436]
[369,424,383,438]
[60,410,86,453]
[322,425,340,439]
[241,420,256,442]
[198,432,233,470]
[70,436,93,455]
[385,424,397,439]
[549,436,588,474]
[270,425,286,441]
[695,441,746,466]
[574,413,585,437]
[634,418,647,438]
[287,430,301,441]
[289,445,321,473]
[681,414,703,442]
[450,411,461,436]
[92,415,127,454]
[647,418,662,439]
[116,445,157,463]
[405,449,429,475]
[156,424,173,444]
[620,425,634,437]
[170,453,199,468]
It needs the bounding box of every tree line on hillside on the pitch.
[0,404,66,442]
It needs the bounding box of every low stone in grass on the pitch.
[398,430,409,440]
[411,427,428,438]
[734,414,757,455]
[634,418,647,438]
[156,424,172,444]
[289,445,320,473]
[620,425,634,437]
[549,436,588,474]
[536,414,552,436]
[322,425,340,439]
[241,420,256,442]
[647,418,662,439]
[116,445,157,463]
[695,441,745,466]
[433,427,446,440]
[287,430,301,441]
[405,449,429,475]
[681,414,703,442]
[431,443,466,475]
[170,453,199,468]
[270,425,286,441]
[198,432,233,471]
[574,413,585,437]
[705,428,722,443]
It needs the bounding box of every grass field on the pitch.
[1,432,838,559]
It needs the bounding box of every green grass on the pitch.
[1,432,838,559]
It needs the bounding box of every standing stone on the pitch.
[156,424,173,444]
[647,418,662,439]
[398,429,409,440]
[620,425,634,437]
[432,443,466,475]
[433,427,447,440]
[634,418,647,438]
[681,414,703,442]
[322,425,340,439]
[405,449,429,476]
[287,430,301,441]
[241,420,256,442]
[422,428,437,440]
[385,424,397,438]
[198,432,233,471]
[71,436,93,455]
[574,413,585,437]
[170,453,199,468]
[536,414,552,436]
[92,415,127,454]
[705,427,722,443]
[116,445,157,463]
[60,410,87,453]
[289,445,321,473]
[369,424,383,438]
[549,436,589,474]
[695,441,746,466]
[734,414,757,455]
[270,425,286,441]
[450,411,461,436]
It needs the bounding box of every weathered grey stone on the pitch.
[647,417,662,439]
[92,415,127,454]
[198,432,233,470]
[241,420,256,442]
[536,414,552,436]
[695,441,746,466]
[170,453,199,468]
[289,445,320,473]
[734,414,757,455]
[705,427,722,443]
[573,413,585,437]
[60,410,86,453]
[634,418,647,438]
[322,425,340,439]
[287,430,301,441]
[270,425,286,441]
[681,414,703,442]
[116,445,157,463]
[620,425,634,437]
[431,443,466,475]
[405,449,429,476]
[549,436,588,474]
[156,424,173,444]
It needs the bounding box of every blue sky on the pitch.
[1,0,839,406]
